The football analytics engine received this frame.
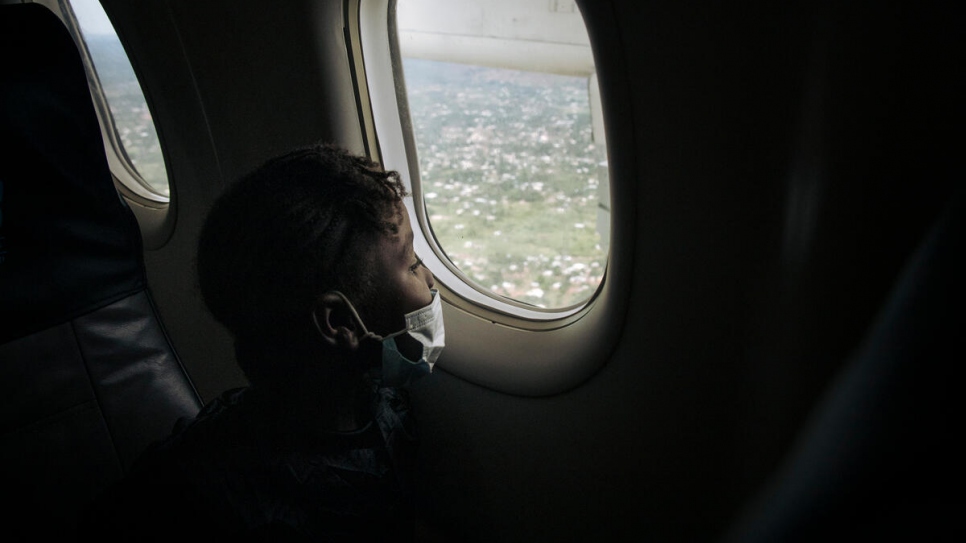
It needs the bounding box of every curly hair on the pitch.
[196,143,407,385]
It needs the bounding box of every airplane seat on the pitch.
[723,184,966,542]
[0,3,203,537]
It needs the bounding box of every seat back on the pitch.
[723,187,965,541]
[0,4,203,537]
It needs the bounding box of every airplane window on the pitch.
[394,0,608,311]
[65,0,170,201]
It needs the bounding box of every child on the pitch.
[82,143,443,541]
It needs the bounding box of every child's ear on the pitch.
[312,292,362,351]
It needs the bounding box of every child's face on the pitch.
[363,201,436,343]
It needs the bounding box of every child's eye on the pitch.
[410,256,424,274]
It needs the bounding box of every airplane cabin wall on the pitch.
[92,0,960,541]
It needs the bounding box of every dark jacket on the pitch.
[80,385,419,542]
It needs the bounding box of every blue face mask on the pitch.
[319,289,445,387]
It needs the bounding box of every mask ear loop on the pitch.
[312,291,383,342]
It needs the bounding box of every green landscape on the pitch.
[403,58,608,309]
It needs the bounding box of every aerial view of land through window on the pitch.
[403,58,608,309]
[84,34,168,197]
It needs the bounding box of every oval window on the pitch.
[396,0,609,310]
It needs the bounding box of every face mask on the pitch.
[316,289,444,387]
